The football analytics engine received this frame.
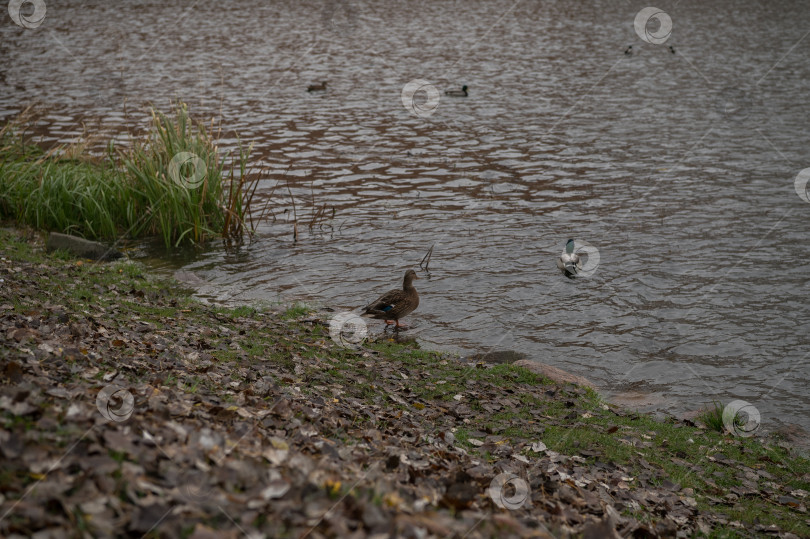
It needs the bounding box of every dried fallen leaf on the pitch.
[531,441,547,453]
[261,480,290,500]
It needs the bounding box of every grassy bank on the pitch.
[0,104,255,247]
[0,227,808,538]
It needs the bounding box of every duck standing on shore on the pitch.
[362,270,419,328]
[307,81,328,92]
[557,239,583,278]
[445,85,468,97]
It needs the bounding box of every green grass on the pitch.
[0,103,255,247]
[529,402,810,536]
[699,401,727,433]
[282,303,312,319]
[212,304,259,319]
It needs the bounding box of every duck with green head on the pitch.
[445,85,468,97]
[557,239,582,278]
[362,270,419,328]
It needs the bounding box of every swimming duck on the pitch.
[307,81,328,92]
[624,45,633,55]
[557,239,582,278]
[362,269,419,328]
[445,85,468,97]
[669,45,676,54]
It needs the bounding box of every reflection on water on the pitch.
[2,0,809,431]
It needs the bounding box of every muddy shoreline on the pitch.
[1,227,809,538]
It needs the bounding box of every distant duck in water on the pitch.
[445,85,468,97]
[362,270,420,328]
[307,81,328,92]
[624,45,633,55]
[557,239,582,278]
[669,45,676,54]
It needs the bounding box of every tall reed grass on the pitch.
[0,103,256,247]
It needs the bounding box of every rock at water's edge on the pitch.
[606,390,671,409]
[46,232,122,261]
[774,423,810,453]
[468,350,528,364]
[512,359,595,389]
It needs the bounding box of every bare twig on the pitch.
[419,244,434,272]
[287,178,298,242]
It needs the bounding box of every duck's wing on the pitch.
[363,289,406,315]
[557,253,580,277]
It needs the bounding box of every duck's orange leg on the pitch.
[384,320,395,325]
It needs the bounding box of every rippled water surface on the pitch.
[2,0,809,430]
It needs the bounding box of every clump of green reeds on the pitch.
[0,127,124,238]
[0,102,257,248]
[120,102,253,246]
[698,401,727,433]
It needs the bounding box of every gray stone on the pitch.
[469,350,528,364]
[46,232,122,261]
[511,359,595,388]
[773,423,810,453]
[606,390,671,409]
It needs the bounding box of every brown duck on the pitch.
[362,270,419,328]
[307,81,328,92]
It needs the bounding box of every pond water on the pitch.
[2,0,809,431]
